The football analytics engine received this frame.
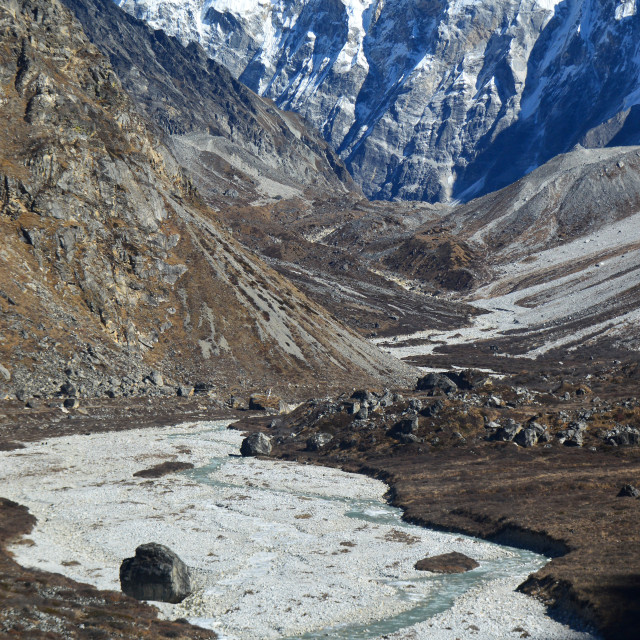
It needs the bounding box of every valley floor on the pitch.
[0,419,600,639]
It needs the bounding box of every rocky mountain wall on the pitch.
[116,0,640,203]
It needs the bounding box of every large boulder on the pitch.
[389,416,420,439]
[120,543,191,603]
[557,421,586,447]
[306,432,334,451]
[602,426,640,446]
[351,389,375,403]
[514,422,548,448]
[415,373,457,394]
[489,419,522,442]
[414,552,479,574]
[442,369,488,391]
[617,484,640,498]
[240,432,273,457]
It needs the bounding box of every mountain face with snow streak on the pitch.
[117,0,640,203]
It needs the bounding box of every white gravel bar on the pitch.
[0,420,600,640]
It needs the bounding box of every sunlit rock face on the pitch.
[116,1,640,203]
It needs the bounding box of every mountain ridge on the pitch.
[116,0,640,203]
[0,0,414,403]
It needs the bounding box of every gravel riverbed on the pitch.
[0,420,599,639]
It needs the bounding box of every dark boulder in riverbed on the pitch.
[414,552,479,574]
[120,543,191,603]
[240,432,273,456]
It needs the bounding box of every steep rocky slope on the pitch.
[63,0,357,210]
[115,0,640,203]
[56,0,481,344]
[0,0,413,403]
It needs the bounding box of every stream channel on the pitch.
[176,423,549,639]
[1,420,596,640]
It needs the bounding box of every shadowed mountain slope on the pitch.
[61,0,357,209]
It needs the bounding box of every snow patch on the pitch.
[615,0,637,20]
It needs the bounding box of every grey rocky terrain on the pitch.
[64,0,357,208]
[115,0,640,203]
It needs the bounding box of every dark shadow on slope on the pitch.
[453,0,640,202]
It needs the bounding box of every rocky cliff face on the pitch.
[0,0,412,402]
[116,0,640,203]
[63,0,357,210]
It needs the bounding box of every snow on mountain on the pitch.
[116,0,640,203]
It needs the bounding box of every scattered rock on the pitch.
[394,432,422,444]
[389,416,419,439]
[133,461,195,478]
[177,386,194,398]
[421,399,444,417]
[557,422,586,447]
[414,552,479,574]
[59,382,78,398]
[489,419,522,442]
[25,399,41,409]
[120,543,191,603]
[514,422,547,448]
[378,389,394,408]
[63,398,80,409]
[602,426,640,446]
[0,364,11,381]
[351,390,375,403]
[443,369,488,391]
[617,484,640,498]
[416,373,457,394]
[240,432,273,457]
[343,400,361,415]
[306,433,334,451]
[148,371,164,386]
[194,383,214,395]
[227,395,246,410]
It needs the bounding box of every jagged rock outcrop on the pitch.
[116,0,640,203]
[0,0,414,401]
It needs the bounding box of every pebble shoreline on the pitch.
[0,420,599,639]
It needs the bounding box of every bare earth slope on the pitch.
[0,0,414,403]
[374,146,640,367]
